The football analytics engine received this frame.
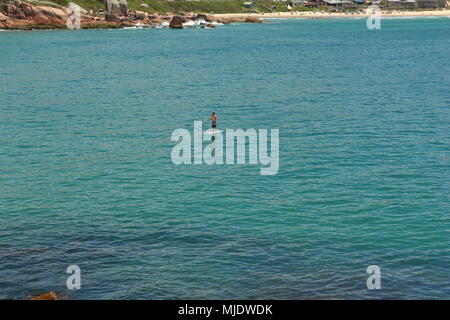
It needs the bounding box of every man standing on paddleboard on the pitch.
[209,112,217,130]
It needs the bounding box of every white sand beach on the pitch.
[214,9,450,20]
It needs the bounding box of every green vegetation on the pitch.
[31,0,291,15]
[127,0,245,14]
[50,0,70,6]
[81,22,124,28]
[26,0,70,7]
[128,0,289,15]
[65,0,104,11]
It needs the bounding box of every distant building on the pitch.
[303,0,329,7]
[415,0,446,7]
[290,0,446,6]
[387,0,402,5]
[401,0,417,7]
[243,1,255,9]
[323,0,354,6]
[287,0,309,6]
[299,0,362,6]
[384,0,446,7]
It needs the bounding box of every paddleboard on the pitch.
[204,129,223,135]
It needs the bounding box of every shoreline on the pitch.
[1,4,449,31]
[213,10,450,20]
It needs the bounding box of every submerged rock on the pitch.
[245,17,263,23]
[217,16,263,24]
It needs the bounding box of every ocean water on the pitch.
[0,17,449,299]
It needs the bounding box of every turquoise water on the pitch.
[0,17,449,299]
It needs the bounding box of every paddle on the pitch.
[203,117,211,129]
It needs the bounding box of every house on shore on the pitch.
[323,0,354,6]
[287,0,310,6]
[386,0,446,7]
[415,0,447,7]
[298,0,355,7]
[288,0,447,8]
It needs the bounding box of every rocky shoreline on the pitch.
[0,0,262,30]
[2,1,447,31]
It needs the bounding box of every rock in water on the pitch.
[195,14,213,22]
[245,17,263,23]
[169,15,184,29]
